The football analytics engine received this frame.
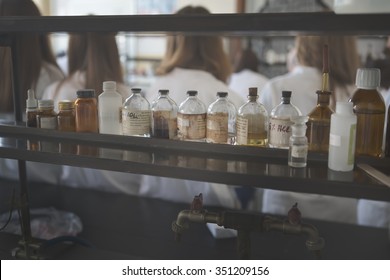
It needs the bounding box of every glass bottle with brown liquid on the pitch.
[57,100,76,154]
[350,68,385,157]
[306,44,333,153]
[26,89,39,151]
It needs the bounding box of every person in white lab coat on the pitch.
[228,42,269,99]
[141,5,246,208]
[0,0,64,184]
[260,35,361,224]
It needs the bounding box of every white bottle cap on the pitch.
[335,101,353,115]
[355,68,381,89]
[26,89,38,109]
[103,81,117,91]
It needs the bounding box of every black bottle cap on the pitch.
[77,89,95,98]
[248,87,258,96]
[187,90,198,96]
[159,89,169,95]
[217,92,228,98]
[282,91,292,98]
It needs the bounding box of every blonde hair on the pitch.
[296,35,360,102]
[0,0,61,112]
[156,5,232,83]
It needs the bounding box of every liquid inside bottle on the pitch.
[236,87,268,146]
[289,116,309,168]
[151,89,178,139]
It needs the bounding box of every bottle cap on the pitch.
[217,92,228,98]
[158,89,169,95]
[187,90,198,96]
[335,101,353,115]
[248,87,258,97]
[131,88,142,94]
[38,99,54,109]
[77,89,95,98]
[103,81,116,91]
[26,89,38,109]
[58,100,74,111]
[355,68,381,89]
[282,91,292,98]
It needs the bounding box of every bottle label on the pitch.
[269,117,292,147]
[122,109,151,135]
[236,116,248,145]
[329,133,341,147]
[153,111,177,139]
[39,116,57,129]
[292,145,308,158]
[177,113,206,140]
[348,124,357,165]
[206,112,228,143]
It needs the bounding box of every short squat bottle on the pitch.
[98,81,123,135]
[37,99,57,130]
[75,89,99,133]
[122,88,151,137]
[26,89,38,128]
[289,116,309,168]
[177,90,207,141]
[151,89,178,139]
[269,90,301,149]
[206,91,237,144]
[328,102,357,172]
[57,100,76,132]
[236,87,268,146]
[350,68,385,157]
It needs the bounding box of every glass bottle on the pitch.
[36,99,58,152]
[328,102,357,172]
[385,103,390,157]
[26,89,38,128]
[75,89,99,133]
[122,88,151,137]
[306,44,333,153]
[98,81,123,135]
[289,116,309,168]
[350,68,385,157]
[151,89,178,139]
[57,100,76,132]
[177,90,207,141]
[206,91,237,144]
[269,90,301,149]
[236,87,268,146]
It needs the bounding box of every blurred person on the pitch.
[228,39,269,98]
[259,35,361,224]
[0,0,64,184]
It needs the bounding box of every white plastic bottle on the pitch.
[328,101,357,171]
[98,81,123,135]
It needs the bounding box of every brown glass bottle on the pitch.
[306,90,333,153]
[36,99,58,152]
[75,89,98,133]
[350,68,385,157]
[385,104,390,157]
[58,100,76,132]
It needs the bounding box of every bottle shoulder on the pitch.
[238,101,268,116]
[270,103,301,118]
[179,98,206,114]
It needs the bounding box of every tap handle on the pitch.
[191,193,203,211]
[288,202,301,225]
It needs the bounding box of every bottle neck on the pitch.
[248,96,258,102]
[316,91,331,106]
[281,97,291,104]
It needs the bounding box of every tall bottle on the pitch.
[98,81,123,135]
[122,88,151,137]
[236,87,268,146]
[151,89,178,139]
[177,90,207,141]
[26,89,38,128]
[306,44,333,153]
[269,90,301,149]
[328,102,357,171]
[350,68,385,157]
[289,116,309,168]
[75,89,99,133]
[206,92,237,144]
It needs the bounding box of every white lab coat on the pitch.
[259,65,358,224]
[0,62,65,184]
[228,69,269,100]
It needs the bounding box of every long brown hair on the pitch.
[156,5,232,83]
[55,32,123,95]
[0,0,61,112]
[296,35,361,102]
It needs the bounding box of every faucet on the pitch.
[172,194,325,259]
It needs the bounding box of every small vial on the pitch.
[289,116,309,168]
[37,99,57,130]
[75,89,99,133]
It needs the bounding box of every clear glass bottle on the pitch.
[177,90,207,141]
[98,81,123,135]
[350,68,385,157]
[289,116,309,168]
[122,88,151,137]
[206,91,237,144]
[328,102,357,172]
[75,89,99,133]
[57,100,76,132]
[236,87,268,146]
[26,89,38,128]
[269,90,301,149]
[151,89,178,139]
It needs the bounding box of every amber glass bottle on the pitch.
[350,68,385,157]
[75,89,98,133]
[57,100,76,132]
[385,104,390,157]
